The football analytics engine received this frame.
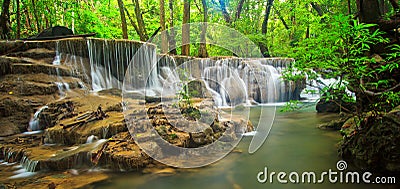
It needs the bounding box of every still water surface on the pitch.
[90,106,393,189]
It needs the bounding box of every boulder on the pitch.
[35,26,73,39]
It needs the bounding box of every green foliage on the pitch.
[286,13,399,113]
[280,100,302,112]
[168,133,178,140]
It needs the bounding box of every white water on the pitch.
[55,39,300,107]
[86,135,99,143]
[28,105,48,131]
[3,155,39,179]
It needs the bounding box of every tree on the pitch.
[117,0,129,39]
[133,0,149,41]
[168,0,177,54]
[198,0,208,57]
[181,0,190,56]
[31,0,40,32]
[259,0,274,57]
[160,0,168,53]
[218,0,231,24]
[235,0,246,21]
[16,0,21,39]
[0,0,11,39]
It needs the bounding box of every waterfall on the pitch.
[20,155,39,172]
[8,155,38,179]
[53,39,301,106]
[179,58,294,106]
[28,105,48,131]
[86,135,99,143]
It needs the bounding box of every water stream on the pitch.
[87,106,387,189]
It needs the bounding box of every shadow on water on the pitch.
[89,106,395,189]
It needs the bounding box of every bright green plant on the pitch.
[284,14,399,114]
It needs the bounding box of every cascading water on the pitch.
[19,155,39,172]
[53,38,301,106]
[86,135,99,143]
[178,58,295,106]
[28,106,48,131]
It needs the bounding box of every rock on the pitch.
[6,48,56,60]
[317,115,350,130]
[316,100,341,113]
[186,80,212,98]
[316,89,355,113]
[339,107,400,173]
[11,63,73,76]
[222,77,247,105]
[246,120,254,132]
[34,26,73,39]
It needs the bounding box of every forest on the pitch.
[0,0,399,188]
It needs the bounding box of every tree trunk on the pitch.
[117,0,128,39]
[16,0,21,39]
[160,0,169,53]
[356,0,381,23]
[0,0,11,39]
[348,0,352,15]
[168,0,177,55]
[198,0,208,58]
[181,0,190,56]
[133,0,149,41]
[31,0,41,32]
[125,8,145,41]
[310,2,323,16]
[235,0,246,20]
[274,7,289,30]
[219,0,231,24]
[24,6,32,33]
[260,0,274,57]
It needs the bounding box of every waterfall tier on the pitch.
[52,38,304,106]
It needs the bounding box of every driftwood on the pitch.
[62,105,108,129]
[91,142,109,165]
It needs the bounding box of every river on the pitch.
[87,106,392,189]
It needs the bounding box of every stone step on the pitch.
[6,48,56,60]
[11,63,73,76]
[0,74,84,96]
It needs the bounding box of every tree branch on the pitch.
[310,2,323,16]
[235,0,245,20]
[376,16,400,31]
[364,83,400,96]
[124,7,141,39]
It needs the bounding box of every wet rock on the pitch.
[317,114,350,130]
[0,57,11,76]
[97,88,122,97]
[6,48,56,60]
[0,96,41,136]
[187,80,212,98]
[0,74,81,96]
[339,107,400,173]
[11,63,73,76]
